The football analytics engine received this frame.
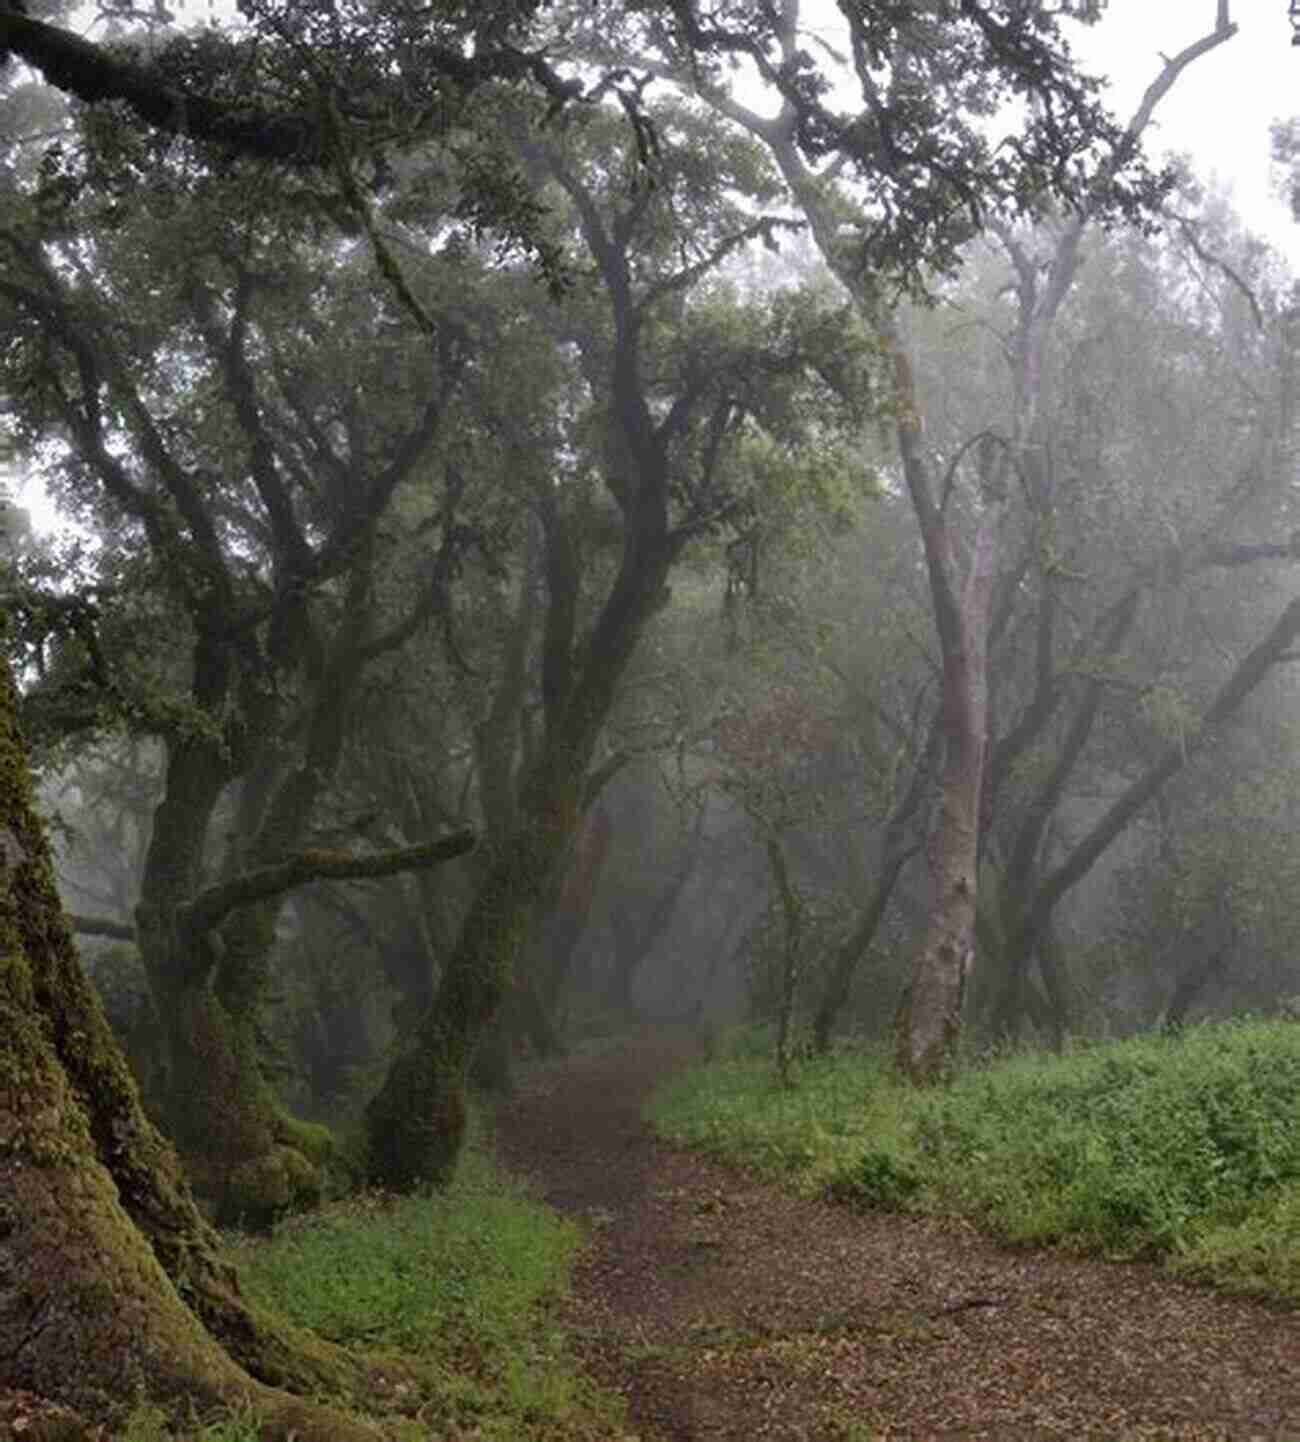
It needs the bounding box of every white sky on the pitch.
[1069,0,1299,267]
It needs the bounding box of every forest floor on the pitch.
[493,1025,1300,1442]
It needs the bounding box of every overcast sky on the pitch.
[1069,0,1298,266]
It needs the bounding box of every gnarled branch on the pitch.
[179,829,477,940]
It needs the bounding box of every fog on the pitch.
[2,0,1297,1160]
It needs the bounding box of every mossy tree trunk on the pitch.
[365,821,564,1187]
[0,648,410,1439]
[129,599,368,1225]
[366,532,678,1187]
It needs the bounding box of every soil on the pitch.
[494,1026,1300,1441]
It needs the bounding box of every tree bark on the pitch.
[891,354,1004,1081]
[364,820,565,1188]
[0,647,406,1438]
[766,836,803,1086]
[365,509,681,1185]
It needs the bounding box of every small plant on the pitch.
[118,1401,171,1442]
[826,1148,922,1209]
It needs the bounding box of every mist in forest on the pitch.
[32,177,1300,1124]
[2,0,1297,1167]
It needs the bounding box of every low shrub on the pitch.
[825,1148,923,1209]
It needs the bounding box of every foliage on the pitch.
[1172,1179,1300,1302]
[576,0,1174,292]
[910,1021,1300,1262]
[824,1146,922,1210]
[743,883,855,1025]
[651,1018,1300,1303]
[119,1399,264,1442]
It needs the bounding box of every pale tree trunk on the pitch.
[889,1,1234,1077]
[0,650,405,1439]
[889,357,1005,1079]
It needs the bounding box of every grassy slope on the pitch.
[649,1019,1300,1304]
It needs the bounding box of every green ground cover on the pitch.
[122,1112,623,1442]
[649,1019,1300,1303]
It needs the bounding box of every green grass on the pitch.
[648,1028,912,1189]
[218,1113,624,1441]
[649,1018,1300,1303]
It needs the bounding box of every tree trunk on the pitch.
[893,697,983,1080]
[766,836,803,1087]
[811,851,905,1054]
[364,822,562,1188]
[155,969,330,1226]
[132,733,306,1225]
[812,719,937,1052]
[132,604,375,1223]
[538,804,612,1011]
[0,651,401,1438]
[135,749,328,1227]
[891,350,1003,1081]
[1162,950,1228,1032]
[365,546,678,1186]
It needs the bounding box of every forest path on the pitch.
[493,1027,1298,1441]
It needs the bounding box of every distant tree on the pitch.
[966,203,1300,1045]
[1272,117,1300,225]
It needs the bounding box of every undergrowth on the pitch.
[119,1110,625,1442]
[648,1017,1300,1304]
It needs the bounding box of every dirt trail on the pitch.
[494,1027,1299,1441]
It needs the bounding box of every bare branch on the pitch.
[69,914,136,942]
[1168,212,1264,331]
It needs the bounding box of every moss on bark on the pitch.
[156,979,326,1226]
[0,648,399,1437]
[365,829,555,1189]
